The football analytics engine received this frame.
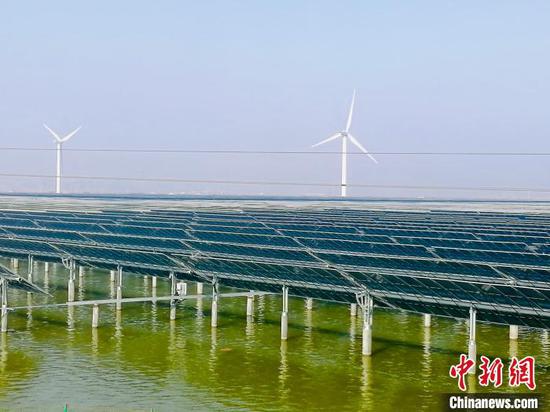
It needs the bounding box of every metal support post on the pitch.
[92,304,99,328]
[350,303,357,316]
[0,279,7,333]
[510,325,519,340]
[68,260,76,302]
[27,255,34,283]
[170,272,177,321]
[211,277,219,328]
[116,266,123,311]
[424,313,431,328]
[246,290,254,318]
[362,295,373,356]
[305,298,313,310]
[468,307,477,374]
[176,281,187,296]
[281,285,289,340]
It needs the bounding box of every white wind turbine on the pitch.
[43,124,82,194]
[312,90,377,197]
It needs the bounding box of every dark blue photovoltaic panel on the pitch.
[495,267,550,283]
[118,220,188,229]
[433,248,549,267]
[38,221,108,233]
[0,217,39,228]
[0,196,548,328]
[394,237,531,253]
[357,227,478,240]
[281,229,392,242]
[185,241,317,263]
[298,238,434,258]
[0,237,60,255]
[189,258,351,287]
[191,231,299,248]
[0,265,47,293]
[538,245,550,254]
[84,233,189,252]
[314,252,503,279]
[189,224,279,236]
[267,223,359,234]
[2,227,89,243]
[476,234,549,245]
[102,224,192,240]
[54,244,177,268]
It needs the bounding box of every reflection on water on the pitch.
[467,374,477,394]
[0,333,6,373]
[43,270,49,293]
[115,310,123,359]
[91,328,99,359]
[0,262,549,411]
[67,306,75,332]
[26,293,32,330]
[257,294,266,322]
[209,327,217,379]
[168,320,176,360]
[196,297,204,318]
[422,325,431,381]
[542,330,550,357]
[279,340,289,405]
[509,339,519,359]
[78,275,85,301]
[303,301,313,356]
[245,316,255,342]
[360,355,372,410]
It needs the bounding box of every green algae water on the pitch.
[0,261,548,411]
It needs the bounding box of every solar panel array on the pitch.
[0,200,548,328]
[0,263,46,293]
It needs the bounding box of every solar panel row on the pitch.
[0,201,548,328]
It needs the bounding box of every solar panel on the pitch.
[185,241,317,263]
[54,243,177,269]
[84,233,188,252]
[191,231,300,248]
[3,227,89,243]
[0,264,48,293]
[102,224,192,240]
[0,196,548,328]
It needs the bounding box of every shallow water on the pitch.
[0,261,548,411]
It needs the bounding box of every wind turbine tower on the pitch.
[312,90,377,197]
[43,124,81,194]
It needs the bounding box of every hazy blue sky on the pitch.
[0,1,549,198]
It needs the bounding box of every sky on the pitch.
[0,1,549,199]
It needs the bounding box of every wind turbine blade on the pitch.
[43,124,62,142]
[345,90,356,132]
[60,126,82,143]
[348,133,378,164]
[311,133,341,148]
